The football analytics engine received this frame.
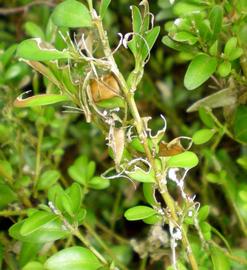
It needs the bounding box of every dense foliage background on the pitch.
[0,0,247,269]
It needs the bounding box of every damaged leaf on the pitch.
[14,94,70,108]
[16,39,71,61]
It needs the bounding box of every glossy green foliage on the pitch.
[167,151,199,168]
[68,155,110,189]
[9,211,69,243]
[124,205,157,221]
[52,0,92,28]
[16,39,71,61]
[0,0,247,269]
[45,247,102,270]
[184,54,217,90]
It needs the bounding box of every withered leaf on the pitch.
[111,127,125,168]
[159,138,185,157]
[90,74,121,103]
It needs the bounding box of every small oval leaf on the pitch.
[45,247,102,270]
[166,151,199,168]
[52,0,92,28]
[20,211,57,236]
[124,205,156,221]
[126,167,156,183]
[184,54,218,90]
[192,129,215,145]
[14,94,69,108]
[16,39,70,61]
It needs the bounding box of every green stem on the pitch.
[110,189,121,231]
[139,256,148,270]
[33,124,44,196]
[73,228,109,265]
[0,210,27,216]
[96,221,129,244]
[54,208,109,266]
[83,222,129,270]
[93,14,198,270]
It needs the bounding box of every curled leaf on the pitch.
[90,74,121,103]
[14,93,70,108]
[187,88,237,112]
[16,38,71,61]
[108,127,125,167]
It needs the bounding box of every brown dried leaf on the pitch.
[159,138,185,156]
[90,74,121,102]
[112,127,125,167]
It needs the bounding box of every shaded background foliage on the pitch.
[0,0,247,269]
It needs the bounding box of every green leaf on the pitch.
[143,183,157,205]
[209,40,218,56]
[143,183,158,206]
[127,6,142,56]
[174,2,205,16]
[96,97,125,109]
[88,176,110,190]
[200,222,211,240]
[143,214,162,225]
[14,94,69,108]
[110,245,133,265]
[224,37,237,54]
[229,48,243,61]
[162,36,196,53]
[224,37,243,61]
[193,16,212,42]
[4,62,26,80]
[20,211,57,236]
[198,107,215,128]
[0,182,17,209]
[100,0,111,19]
[209,5,223,40]
[192,129,215,145]
[184,53,218,90]
[37,170,60,190]
[141,26,160,60]
[218,61,231,77]
[44,247,102,270]
[65,183,82,214]
[16,39,70,61]
[19,242,42,267]
[22,261,44,270]
[0,44,17,67]
[173,31,198,45]
[52,0,92,28]
[124,206,156,221]
[24,22,45,39]
[198,205,210,222]
[237,156,247,170]
[126,167,156,183]
[234,105,247,143]
[61,191,75,217]
[211,246,230,270]
[0,160,13,181]
[68,156,89,185]
[167,261,187,270]
[166,151,199,168]
[129,138,145,153]
[131,6,142,33]
[9,217,69,243]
